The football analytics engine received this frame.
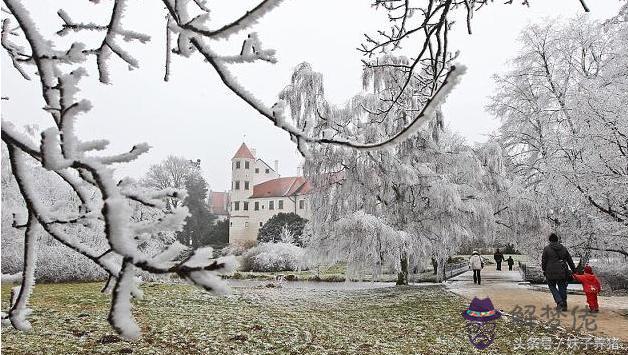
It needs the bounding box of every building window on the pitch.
[265,168,270,174]
[278,200,284,209]
[259,222,263,227]
[234,201,240,211]
[235,161,241,169]
[245,181,249,190]
[245,161,249,169]
[243,202,249,211]
[245,222,248,227]
[254,202,259,211]
[235,181,240,190]
[255,168,259,173]
[299,200,305,209]
[269,201,274,210]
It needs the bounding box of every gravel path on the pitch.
[445,264,628,342]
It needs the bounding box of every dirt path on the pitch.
[445,264,628,342]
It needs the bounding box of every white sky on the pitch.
[1,0,622,191]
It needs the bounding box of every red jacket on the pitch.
[573,273,601,294]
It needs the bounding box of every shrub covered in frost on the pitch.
[590,261,628,291]
[241,242,308,272]
[221,240,256,256]
[1,227,111,283]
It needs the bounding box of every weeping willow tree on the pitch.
[285,56,497,283]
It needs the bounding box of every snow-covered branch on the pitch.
[7,212,38,331]
[1,0,239,338]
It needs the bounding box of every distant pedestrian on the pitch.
[494,249,504,271]
[469,251,484,285]
[506,256,514,271]
[431,257,438,275]
[541,233,576,311]
[573,265,601,312]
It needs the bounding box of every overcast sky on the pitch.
[1,0,622,191]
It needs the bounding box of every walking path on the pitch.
[445,264,628,342]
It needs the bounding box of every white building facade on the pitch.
[228,143,311,245]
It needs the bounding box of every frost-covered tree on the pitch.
[303,125,496,283]
[142,156,215,247]
[305,210,404,281]
[142,156,200,210]
[279,1,590,283]
[474,141,551,261]
[489,14,628,259]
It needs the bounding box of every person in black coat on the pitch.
[493,249,504,271]
[541,233,576,311]
[506,256,514,271]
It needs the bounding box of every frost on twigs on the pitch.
[1,0,239,339]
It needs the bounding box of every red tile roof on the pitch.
[232,143,255,160]
[208,191,229,215]
[249,177,311,199]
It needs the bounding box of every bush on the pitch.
[502,243,521,255]
[2,236,109,283]
[591,261,628,291]
[258,213,307,246]
[221,240,256,256]
[241,242,307,272]
[1,226,176,283]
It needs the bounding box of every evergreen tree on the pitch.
[199,219,229,247]
[178,173,216,248]
[258,213,307,246]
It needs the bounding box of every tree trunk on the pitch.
[396,252,408,285]
[436,257,446,283]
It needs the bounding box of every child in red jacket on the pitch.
[573,265,601,312]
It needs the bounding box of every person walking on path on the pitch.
[573,265,601,312]
[494,249,504,271]
[506,256,514,271]
[469,251,484,285]
[541,233,577,311]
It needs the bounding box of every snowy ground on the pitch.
[2,281,626,354]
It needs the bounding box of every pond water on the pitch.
[226,279,397,290]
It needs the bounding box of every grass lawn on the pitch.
[1,282,624,354]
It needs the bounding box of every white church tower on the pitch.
[229,143,256,244]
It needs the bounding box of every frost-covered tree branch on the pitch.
[1,0,237,339]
